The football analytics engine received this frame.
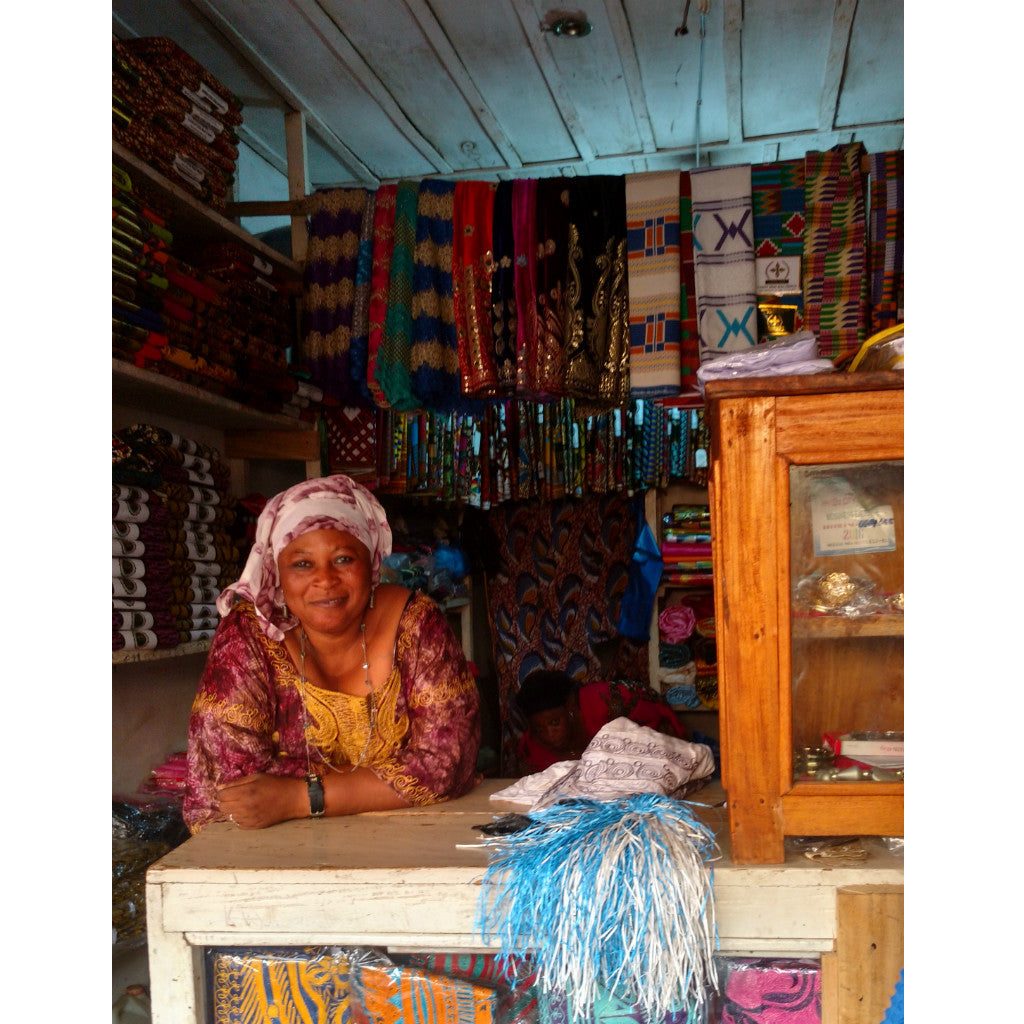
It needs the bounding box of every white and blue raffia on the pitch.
[475,793,721,1024]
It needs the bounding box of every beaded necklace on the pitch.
[298,620,377,775]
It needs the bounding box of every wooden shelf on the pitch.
[114,360,317,435]
[113,640,211,666]
[113,141,301,276]
[791,613,904,639]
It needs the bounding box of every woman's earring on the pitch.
[369,588,375,610]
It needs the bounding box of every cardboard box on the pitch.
[822,731,904,769]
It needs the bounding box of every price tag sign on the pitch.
[809,475,896,555]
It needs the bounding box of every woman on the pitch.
[183,475,481,832]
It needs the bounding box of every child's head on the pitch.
[515,669,579,753]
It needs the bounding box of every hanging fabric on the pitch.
[563,175,630,412]
[410,179,461,410]
[751,158,806,342]
[868,149,904,334]
[691,164,757,361]
[366,183,396,408]
[376,180,420,411]
[678,172,701,395]
[512,179,541,397]
[300,187,368,400]
[490,180,518,394]
[534,177,570,398]
[452,180,500,397]
[625,170,683,399]
[802,142,869,364]
[349,189,376,403]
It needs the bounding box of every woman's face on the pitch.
[278,528,373,636]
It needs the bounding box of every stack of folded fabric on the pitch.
[195,242,302,411]
[112,163,174,366]
[112,425,244,653]
[660,503,713,586]
[113,36,242,212]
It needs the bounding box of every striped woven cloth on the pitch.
[691,164,757,361]
[625,170,682,398]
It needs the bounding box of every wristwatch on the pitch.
[306,773,325,817]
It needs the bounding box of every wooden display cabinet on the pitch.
[705,372,903,864]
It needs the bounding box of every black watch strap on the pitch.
[306,773,325,817]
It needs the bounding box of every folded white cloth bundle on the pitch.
[696,329,835,393]
[491,717,715,810]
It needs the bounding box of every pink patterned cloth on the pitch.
[184,593,481,833]
[216,474,393,641]
[719,959,821,1024]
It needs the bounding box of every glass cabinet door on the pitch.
[788,460,904,784]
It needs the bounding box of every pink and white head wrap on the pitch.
[216,475,393,641]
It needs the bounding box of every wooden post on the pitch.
[285,110,309,265]
[826,884,904,1024]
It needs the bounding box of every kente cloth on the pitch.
[353,960,496,1024]
[452,180,499,397]
[350,190,376,402]
[718,958,822,1024]
[301,187,369,401]
[490,181,518,393]
[802,143,870,363]
[376,181,420,411]
[562,176,630,410]
[484,491,645,773]
[183,593,480,833]
[690,164,757,361]
[409,179,461,410]
[625,170,682,398]
[205,946,352,1024]
[516,681,686,774]
[677,173,701,394]
[533,178,570,398]
[868,150,904,333]
[752,159,806,342]
[512,179,542,396]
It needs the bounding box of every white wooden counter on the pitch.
[146,780,903,1024]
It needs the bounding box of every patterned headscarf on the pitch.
[216,474,393,640]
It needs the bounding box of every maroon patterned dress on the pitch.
[184,591,480,833]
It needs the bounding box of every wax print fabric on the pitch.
[352,959,496,1024]
[625,170,682,398]
[690,164,757,361]
[718,958,822,1024]
[206,946,353,1024]
[183,592,481,832]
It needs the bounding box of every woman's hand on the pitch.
[217,773,307,829]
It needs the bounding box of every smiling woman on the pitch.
[183,474,481,833]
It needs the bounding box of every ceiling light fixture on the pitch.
[542,13,593,37]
